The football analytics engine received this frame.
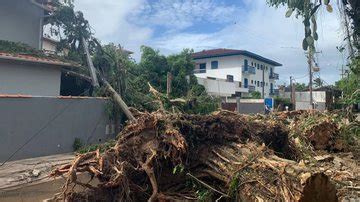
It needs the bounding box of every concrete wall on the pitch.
[196,77,247,97]
[0,0,43,49]
[283,91,327,111]
[222,99,265,114]
[0,61,61,96]
[0,97,112,162]
[283,91,327,102]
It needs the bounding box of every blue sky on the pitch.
[75,0,347,85]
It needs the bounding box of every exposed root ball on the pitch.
[49,110,356,201]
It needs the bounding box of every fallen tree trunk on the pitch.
[49,110,345,201]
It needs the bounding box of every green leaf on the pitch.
[306,36,314,45]
[314,32,319,41]
[302,38,309,50]
[285,8,294,18]
[326,4,333,13]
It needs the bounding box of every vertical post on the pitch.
[290,77,296,110]
[308,51,314,109]
[82,37,99,87]
[262,66,265,98]
[166,72,172,96]
[236,97,241,113]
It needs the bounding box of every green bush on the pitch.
[73,138,83,151]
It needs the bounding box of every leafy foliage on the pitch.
[130,46,219,114]
[267,0,333,52]
[313,78,323,87]
[46,2,94,64]
[251,91,262,99]
[335,64,360,105]
[294,83,308,91]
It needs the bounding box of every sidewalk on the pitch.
[0,153,74,202]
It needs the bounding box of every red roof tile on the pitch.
[0,52,79,67]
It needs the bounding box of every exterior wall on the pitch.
[295,101,326,111]
[222,99,265,114]
[0,97,112,162]
[194,54,278,98]
[0,0,43,49]
[42,39,57,53]
[0,61,61,96]
[196,77,247,97]
[283,91,327,111]
[241,55,276,98]
[283,91,327,102]
[194,55,243,81]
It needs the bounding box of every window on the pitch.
[244,78,248,88]
[226,75,234,82]
[199,63,206,73]
[211,61,218,69]
[257,64,260,69]
[257,81,260,87]
[266,82,268,86]
[261,65,263,70]
[251,80,254,84]
[251,62,253,66]
[244,59,248,71]
[207,77,216,80]
[266,66,268,71]
[239,82,242,87]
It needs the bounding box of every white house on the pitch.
[192,49,281,99]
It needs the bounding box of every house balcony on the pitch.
[269,73,279,80]
[194,69,206,74]
[242,66,256,74]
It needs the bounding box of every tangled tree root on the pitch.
[50,110,359,201]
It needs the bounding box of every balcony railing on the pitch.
[269,73,279,80]
[248,85,256,92]
[194,69,206,74]
[242,66,256,74]
[269,89,279,96]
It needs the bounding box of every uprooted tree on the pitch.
[49,108,359,201]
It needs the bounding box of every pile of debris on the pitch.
[49,110,360,201]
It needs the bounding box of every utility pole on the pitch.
[262,65,265,98]
[308,52,314,109]
[82,37,99,87]
[290,76,296,109]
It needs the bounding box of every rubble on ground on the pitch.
[49,109,360,201]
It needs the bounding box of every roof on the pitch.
[30,0,55,12]
[192,48,282,66]
[0,52,79,68]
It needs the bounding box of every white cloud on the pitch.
[131,0,241,31]
[74,0,153,58]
